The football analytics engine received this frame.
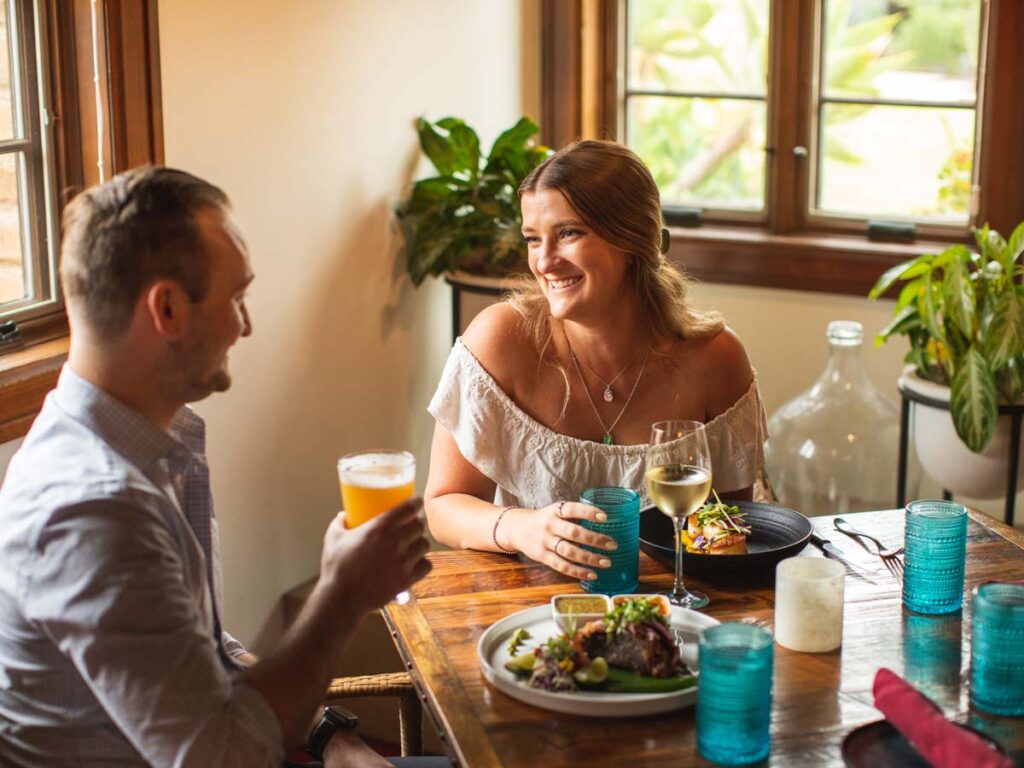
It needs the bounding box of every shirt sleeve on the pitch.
[427,340,533,499]
[21,499,285,768]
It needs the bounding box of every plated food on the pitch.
[505,595,695,694]
[477,599,719,716]
[639,500,813,579]
[683,491,752,555]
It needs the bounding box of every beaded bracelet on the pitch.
[492,505,519,555]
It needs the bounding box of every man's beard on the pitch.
[170,334,233,403]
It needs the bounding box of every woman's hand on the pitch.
[503,501,618,581]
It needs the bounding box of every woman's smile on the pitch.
[546,275,583,291]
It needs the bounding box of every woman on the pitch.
[424,140,766,582]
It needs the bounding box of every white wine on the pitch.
[645,464,712,519]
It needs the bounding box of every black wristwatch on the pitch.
[307,705,360,761]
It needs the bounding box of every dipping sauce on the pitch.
[554,596,610,614]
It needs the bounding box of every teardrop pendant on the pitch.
[603,385,614,402]
[602,433,614,445]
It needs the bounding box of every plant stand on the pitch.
[444,272,513,344]
[897,381,1024,525]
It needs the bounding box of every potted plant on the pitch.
[396,116,552,286]
[869,221,1024,498]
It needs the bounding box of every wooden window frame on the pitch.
[541,0,1024,298]
[0,0,163,442]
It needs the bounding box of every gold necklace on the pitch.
[566,335,649,445]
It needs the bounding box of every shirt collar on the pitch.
[53,365,197,474]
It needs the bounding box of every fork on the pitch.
[833,517,905,580]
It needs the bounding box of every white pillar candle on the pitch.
[775,557,845,652]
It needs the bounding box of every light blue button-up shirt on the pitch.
[0,367,284,767]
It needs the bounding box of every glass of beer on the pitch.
[337,450,416,528]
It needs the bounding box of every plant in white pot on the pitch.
[869,221,1024,498]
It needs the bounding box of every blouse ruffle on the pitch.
[427,339,768,509]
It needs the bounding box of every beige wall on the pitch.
[158,0,540,645]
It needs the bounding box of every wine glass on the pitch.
[646,420,712,609]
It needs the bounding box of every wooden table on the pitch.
[384,510,1024,767]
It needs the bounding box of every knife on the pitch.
[809,532,880,584]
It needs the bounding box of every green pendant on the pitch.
[602,433,614,445]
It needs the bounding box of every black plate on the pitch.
[841,719,1009,767]
[639,500,812,580]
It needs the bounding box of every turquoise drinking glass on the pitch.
[970,582,1024,715]
[902,500,967,615]
[578,487,640,595]
[697,622,774,766]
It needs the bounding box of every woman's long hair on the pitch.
[507,140,723,380]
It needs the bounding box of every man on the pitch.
[0,167,438,767]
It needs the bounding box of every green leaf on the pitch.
[950,347,998,452]
[998,356,1024,404]
[404,176,460,215]
[868,256,932,299]
[876,305,922,345]
[973,224,1007,265]
[922,271,946,343]
[1006,220,1024,266]
[985,290,1024,370]
[895,278,922,314]
[486,117,541,173]
[417,118,459,176]
[943,258,975,338]
[436,119,481,179]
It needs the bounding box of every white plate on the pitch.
[477,603,720,717]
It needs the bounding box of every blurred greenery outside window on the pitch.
[626,0,981,227]
[0,0,59,326]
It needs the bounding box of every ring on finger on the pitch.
[557,500,567,518]
[554,537,568,557]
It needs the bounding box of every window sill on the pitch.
[667,227,947,297]
[0,335,69,443]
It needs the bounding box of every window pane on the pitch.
[0,0,15,141]
[823,0,981,104]
[0,152,25,304]
[817,104,975,221]
[627,0,769,95]
[628,95,766,211]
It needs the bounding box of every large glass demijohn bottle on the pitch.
[764,321,899,516]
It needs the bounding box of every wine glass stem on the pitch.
[672,516,687,599]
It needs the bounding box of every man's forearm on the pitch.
[239,579,366,749]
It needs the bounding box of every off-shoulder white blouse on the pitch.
[428,339,768,510]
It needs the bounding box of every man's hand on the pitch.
[320,497,432,616]
[322,729,392,768]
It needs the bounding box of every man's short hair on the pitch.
[59,166,230,337]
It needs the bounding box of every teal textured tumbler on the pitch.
[578,487,640,595]
[902,500,967,615]
[970,582,1024,715]
[697,622,774,765]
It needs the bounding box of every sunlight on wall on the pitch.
[159,0,539,647]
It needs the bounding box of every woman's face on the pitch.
[521,187,632,323]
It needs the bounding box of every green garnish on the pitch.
[506,627,532,656]
[603,597,667,639]
[543,634,573,660]
[696,490,752,535]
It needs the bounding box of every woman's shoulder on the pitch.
[460,302,537,394]
[677,325,754,418]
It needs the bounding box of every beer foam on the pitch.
[338,452,415,487]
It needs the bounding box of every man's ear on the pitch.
[143,279,192,340]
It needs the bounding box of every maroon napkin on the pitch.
[872,668,1013,768]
